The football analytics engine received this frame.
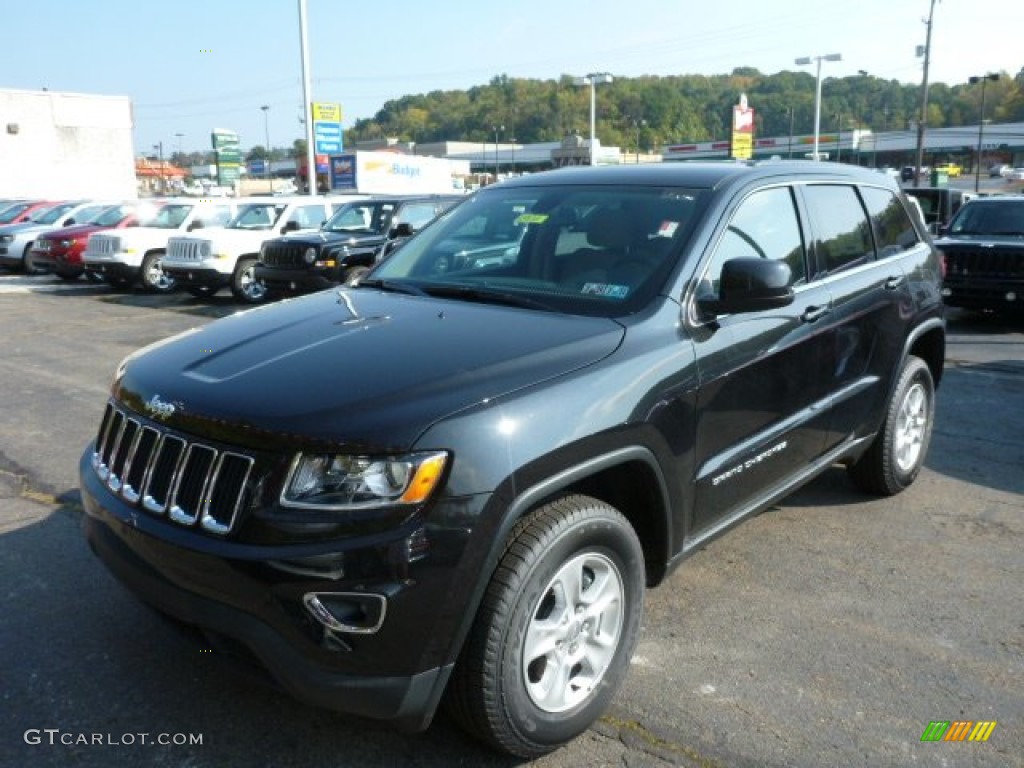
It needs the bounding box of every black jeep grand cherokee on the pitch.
[81,162,945,758]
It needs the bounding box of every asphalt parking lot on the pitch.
[1,276,1022,768]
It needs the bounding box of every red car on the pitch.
[0,200,58,225]
[31,202,158,280]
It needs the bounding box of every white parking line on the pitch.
[0,275,100,294]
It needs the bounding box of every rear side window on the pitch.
[803,185,873,276]
[860,187,921,258]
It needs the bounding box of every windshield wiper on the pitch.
[421,283,558,311]
[356,278,429,296]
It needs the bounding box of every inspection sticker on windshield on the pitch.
[658,220,679,237]
[514,213,549,225]
[581,282,629,298]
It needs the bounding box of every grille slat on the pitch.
[262,243,310,268]
[944,248,1024,279]
[92,403,253,536]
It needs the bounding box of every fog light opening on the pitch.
[303,591,387,634]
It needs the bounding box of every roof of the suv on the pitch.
[497,160,898,191]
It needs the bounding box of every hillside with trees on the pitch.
[343,67,1024,154]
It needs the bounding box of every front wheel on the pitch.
[848,355,935,495]
[140,251,176,293]
[446,495,644,758]
[230,257,267,304]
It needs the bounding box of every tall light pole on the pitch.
[298,0,316,195]
[969,73,999,193]
[630,116,646,163]
[914,0,937,184]
[153,142,164,194]
[492,124,503,178]
[787,106,795,159]
[795,53,841,161]
[573,73,613,165]
[260,105,271,189]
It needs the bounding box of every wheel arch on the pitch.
[903,317,945,390]
[441,445,673,678]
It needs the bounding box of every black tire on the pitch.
[186,285,219,298]
[84,271,105,284]
[22,243,42,274]
[230,257,267,303]
[848,355,935,495]
[55,270,81,281]
[446,495,644,758]
[140,251,176,294]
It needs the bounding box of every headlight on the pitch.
[304,247,317,265]
[60,239,75,248]
[201,243,212,258]
[0,235,13,244]
[282,451,447,510]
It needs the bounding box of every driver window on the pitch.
[702,186,806,299]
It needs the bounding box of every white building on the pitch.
[0,88,136,200]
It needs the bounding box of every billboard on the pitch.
[730,94,754,160]
[211,128,241,187]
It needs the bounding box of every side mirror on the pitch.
[697,258,794,316]
[390,222,415,239]
[281,220,300,234]
[65,218,76,226]
[188,219,204,231]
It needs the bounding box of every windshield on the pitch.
[75,205,115,225]
[323,202,384,235]
[93,204,132,228]
[30,203,78,224]
[140,204,193,229]
[227,203,286,230]
[366,184,707,317]
[948,200,1024,237]
[0,202,33,223]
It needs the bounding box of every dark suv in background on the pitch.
[81,162,944,759]
[256,194,462,293]
[936,194,1024,313]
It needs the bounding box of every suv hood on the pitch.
[114,289,624,451]
[40,223,105,240]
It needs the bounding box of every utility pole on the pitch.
[913,0,937,184]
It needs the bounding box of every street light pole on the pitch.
[153,142,164,194]
[298,0,316,196]
[795,53,841,161]
[573,73,613,166]
[492,124,503,179]
[631,117,646,164]
[914,0,937,184]
[788,107,795,159]
[260,105,271,190]
[969,73,999,193]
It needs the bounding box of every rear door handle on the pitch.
[801,304,831,323]
[884,275,906,290]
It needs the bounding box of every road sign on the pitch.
[314,121,343,154]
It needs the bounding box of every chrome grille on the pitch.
[167,238,206,262]
[92,402,254,535]
[87,235,120,256]
[262,242,311,268]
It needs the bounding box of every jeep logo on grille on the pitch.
[145,394,177,420]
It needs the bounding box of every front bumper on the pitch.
[255,265,338,292]
[162,265,230,289]
[79,448,476,730]
[942,279,1024,311]
[83,260,140,281]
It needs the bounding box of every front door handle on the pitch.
[802,304,831,323]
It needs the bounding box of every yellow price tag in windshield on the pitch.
[515,213,548,225]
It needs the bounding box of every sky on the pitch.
[3,0,1021,156]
